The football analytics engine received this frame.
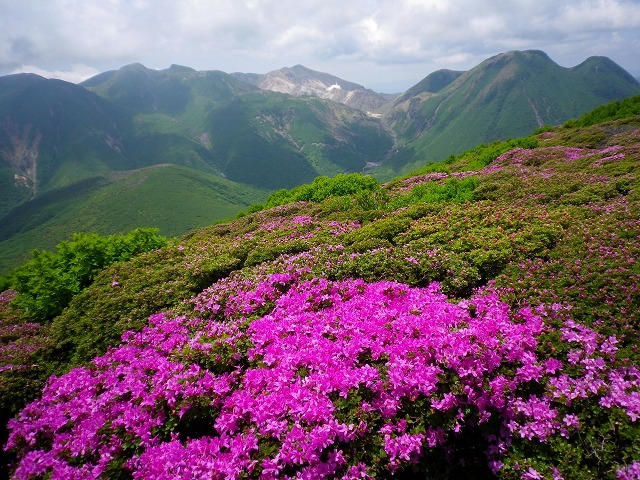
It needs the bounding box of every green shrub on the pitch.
[241,173,381,214]
[564,94,640,128]
[8,229,168,322]
[390,176,478,209]
[344,216,412,245]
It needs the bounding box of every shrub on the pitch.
[6,278,639,479]
[241,173,381,214]
[8,229,168,322]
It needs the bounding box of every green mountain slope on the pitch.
[393,68,464,103]
[82,63,393,186]
[0,74,129,216]
[0,165,267,272]
[1,96,639,478]
[377,50,640,177]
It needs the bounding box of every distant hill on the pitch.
[393,69,464,104]
[231,64,396,111]
[0,164,268,272]
[374,50,640,177]
[0,64,393,272]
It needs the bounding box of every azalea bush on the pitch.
[6,274,640,479]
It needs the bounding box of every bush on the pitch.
[8,229,168,322]
[242,173,381,214]
[389,176,478,209]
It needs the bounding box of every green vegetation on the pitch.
[241,172,380,214]
[2,93,640,479]
[0,165,268,274]
[564,94,640,128]
[2,229,168,322]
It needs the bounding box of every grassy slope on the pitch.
[0,164,267,273]
[376,51,640,179]
[1,100,639,477]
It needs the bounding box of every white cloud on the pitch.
[1,0,639,91]
[10,64,101,83]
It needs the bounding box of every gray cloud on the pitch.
[1,0,639,92]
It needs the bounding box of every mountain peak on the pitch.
[167,64,197,73]
[288,64,313,73]
[230,65,394,111]
[119,62,150,72]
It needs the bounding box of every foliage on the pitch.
[240,173,380,215]
[564,94,640,128]
[7,229,168,322]
[2,107,640,478]
[445,137,540,171]
[389,176,478,208]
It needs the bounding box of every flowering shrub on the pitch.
[6,277,640,478]
[3,112,640,479]
[0,291,49,415]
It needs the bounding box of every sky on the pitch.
[1,0,639,93]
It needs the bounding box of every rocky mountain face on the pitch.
[232,64,396,112]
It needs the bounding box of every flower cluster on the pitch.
[6,276,640,478]
[0,290,48,390]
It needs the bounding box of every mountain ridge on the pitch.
[231,64,396,111]
[1,49,639,272]
[376,49,640,176]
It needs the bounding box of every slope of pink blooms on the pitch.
[6,275,639,479]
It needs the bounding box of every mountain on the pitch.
[1,50,639,272]
[392,68,464,104]
[232,64,396,111]
[0,74,129,215]
[0,64,394,272]
[80,63,393,185]
[2,96,640,479]
[375,50,640,176]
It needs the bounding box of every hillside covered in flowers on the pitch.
[1,96,640,479]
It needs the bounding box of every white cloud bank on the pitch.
[1,0,639,92]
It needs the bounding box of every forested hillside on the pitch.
[1,96,639,479]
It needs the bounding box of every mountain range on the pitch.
[2,95,640,479]
[231,64,395,111]
[1,50,639,272]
